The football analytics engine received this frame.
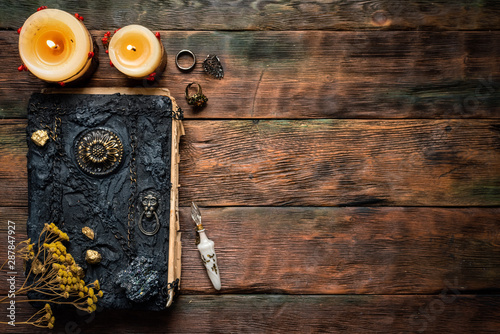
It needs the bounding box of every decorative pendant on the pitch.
[202,54,224,79]
[191,202,221,290]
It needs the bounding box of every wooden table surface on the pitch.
[1,1,500,333]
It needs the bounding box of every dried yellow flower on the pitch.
[57,242,66,252]
[97,290,103,298]
[87,297,93,306]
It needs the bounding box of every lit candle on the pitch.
[108,25,165,79]
[18,9,95,84]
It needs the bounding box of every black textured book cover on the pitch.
[26,93,180,310]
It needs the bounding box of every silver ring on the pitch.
[175,49,196,71]
[138,211,160,236]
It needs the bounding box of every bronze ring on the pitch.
[138,211,160,236]
[175,49,196,71]
[185,82,208,108]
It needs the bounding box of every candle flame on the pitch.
[46,40,58,49]
[126,45,137,52]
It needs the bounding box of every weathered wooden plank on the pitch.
[178,207,500,294]
[182,120,500,206]
[0,294,499,333]
[1,206,499,294]
[1,0,500,31]
[1,119,499,207]
[1,31,499,119]
[0,121,27,207]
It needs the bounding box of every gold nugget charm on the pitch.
[82,226,95,240]
[31,129,50,147]
[85,249,102,264]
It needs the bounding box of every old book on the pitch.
[26,88,183,310]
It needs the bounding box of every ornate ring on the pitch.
[138,211,160,236]
[175,49,196,71]
[185,82,208,108]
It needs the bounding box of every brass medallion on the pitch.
[75,128,124,176]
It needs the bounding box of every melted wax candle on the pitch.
[19,9,94,84]
[108,25,164,79]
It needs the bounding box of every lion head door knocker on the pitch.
[138,190,161,236]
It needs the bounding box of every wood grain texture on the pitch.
[178,206,500,294]
[0,0,498,331]
[1,30,499,119]
[0,121,26,207]
[1,0,500,31]
[1,206,499,294]
[0,294,499,333]
[1,119,499,207]
[181,119,500,206]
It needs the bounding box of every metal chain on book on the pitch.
[45,116,63,228]
[127,116,138,251]
[162,278,180,303]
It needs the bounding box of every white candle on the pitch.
[108,25,164,79]
[18,8,94,84]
